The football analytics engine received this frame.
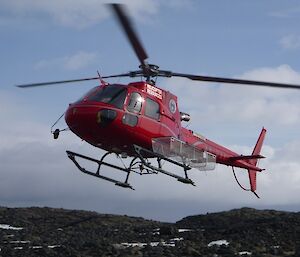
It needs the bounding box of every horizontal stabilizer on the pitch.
[229,154,265,162]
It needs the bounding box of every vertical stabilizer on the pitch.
[248,128,267,196]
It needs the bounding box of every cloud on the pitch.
[0,0,189,29]
[236,65,300,125]
[146,65,300,213]
[35,51,97,71]
[279,35,300,50]
[164,65,300,128]
[0,0,103,28]
[1,63,300,221]
[269,6,300,19]
[63,51,97,70]
[239,64,300,84]
[259,142,300,205]
[156,64,300,214]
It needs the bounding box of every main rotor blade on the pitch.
[169,72,300,90]
[16,73,131,88]
[110,4,148,67]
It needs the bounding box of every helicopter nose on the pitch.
[65,104,119,145]
[65,105,80,128]
[65,105,98,142]
[65,105,118,134]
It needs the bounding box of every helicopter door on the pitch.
[122,92,143,127]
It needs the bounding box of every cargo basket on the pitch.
[152,137,216,171]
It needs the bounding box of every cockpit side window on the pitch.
[87,85,127,109]
[127,92,143,113]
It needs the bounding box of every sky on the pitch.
[1,0,300,222]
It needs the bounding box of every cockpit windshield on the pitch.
[87,85,127,109]
[76,86,98,103]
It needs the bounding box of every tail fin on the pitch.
[248,128,267,196]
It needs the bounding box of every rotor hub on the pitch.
[139,64,160,79]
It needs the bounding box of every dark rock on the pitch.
[0,206,299,257]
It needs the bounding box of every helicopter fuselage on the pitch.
[65,81,263,174]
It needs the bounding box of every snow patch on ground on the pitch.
[208,239,229,247]
[0,224,23,230]
[178,228,193,233]
[118,237,184,248]
[10,245,61,250]
[239,251,252,255]
[10,240,30,244]
[48,245,61,249]
[152,228,160,235]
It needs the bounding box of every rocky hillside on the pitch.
[0,207,299,256]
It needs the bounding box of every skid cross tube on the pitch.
[133,145,195,185]
[66,150,134,189]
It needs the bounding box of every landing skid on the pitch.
[66,145,195,190]
[66,151,134,189]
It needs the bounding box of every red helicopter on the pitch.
[17,4,300,198]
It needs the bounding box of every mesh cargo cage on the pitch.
[152,137,216,171]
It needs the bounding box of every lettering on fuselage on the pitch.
[146,84,163,100]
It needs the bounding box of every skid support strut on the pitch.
[133,145,195,185]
